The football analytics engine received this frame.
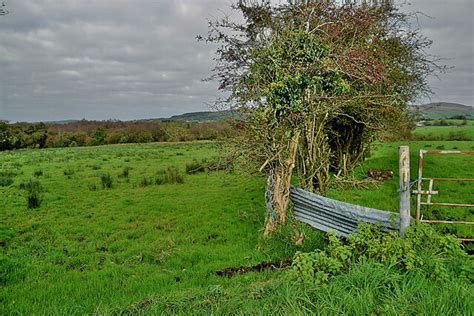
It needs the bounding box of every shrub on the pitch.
[289,223,471,286]
[0,176,14,187]
[33,169,43,177]
[19,179,44,209]
[155,166,184,185]
[88,183,97,191]
[100,173,113,189]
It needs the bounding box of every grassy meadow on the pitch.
[413,122,474,141]
[1,138,473,314]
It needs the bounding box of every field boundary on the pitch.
[286,146,412,237]
[413,149,474,242]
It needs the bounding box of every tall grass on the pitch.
[155,166,184,185]
[19,178,44,208]
[100,173,113,189]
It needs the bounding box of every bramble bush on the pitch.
[289,223,472,285]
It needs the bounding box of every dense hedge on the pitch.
[0,120,234,151]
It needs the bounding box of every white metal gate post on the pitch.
[399,146,411,237]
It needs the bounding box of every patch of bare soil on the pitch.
[216,260,291,277]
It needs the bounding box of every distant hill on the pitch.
[25,110,241,125]
[410,102,473,119]
[160,110,242,122]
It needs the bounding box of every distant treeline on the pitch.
[0,119,234,151]
[420,118,469,126]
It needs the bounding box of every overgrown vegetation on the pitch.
[203,0,443,234]
[289,224,472,286]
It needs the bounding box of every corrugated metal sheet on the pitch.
[290,187,400,237]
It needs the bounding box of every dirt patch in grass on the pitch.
[216,259,291,277]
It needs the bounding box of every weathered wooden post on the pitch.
[399,146,411,237]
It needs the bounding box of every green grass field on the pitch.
[1,141,473,314]
[413,124,474,141]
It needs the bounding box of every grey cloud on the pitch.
[0,0,472,122]
[400,0,473,105]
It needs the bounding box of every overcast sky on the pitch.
[0,0,472,122]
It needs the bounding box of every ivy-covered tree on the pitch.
[202,0,442,235]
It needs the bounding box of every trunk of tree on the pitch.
[264,131,300,236]
[297,114,331,194]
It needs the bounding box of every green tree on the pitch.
[202,0,442,235]
[91,127,107,145]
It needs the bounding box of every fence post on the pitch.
[399,146,411,237]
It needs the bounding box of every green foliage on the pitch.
[289,223,472,286]
[19,178,44,209]
[100,173,113,189]
[1,120,234,151]
[204,0,441,198]
[91,127,107,146]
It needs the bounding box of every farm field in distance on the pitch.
[1,137,473,314]
[413,122,474,141]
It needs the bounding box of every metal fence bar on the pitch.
[421,150,474,155]
[416,150,424,221]
[457,238,474,242]
[421,220,474,225]
[422,177,474,181]
[412,190,438,195]
[420,202,474,207]
[427,179,434,205]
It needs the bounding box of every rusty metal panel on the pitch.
[290,187,399,238]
